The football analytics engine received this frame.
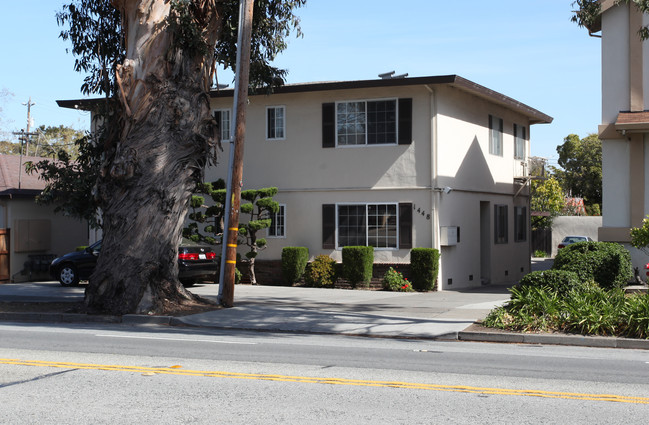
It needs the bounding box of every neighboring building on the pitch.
[0,154,88,282]
[205,75,552,289]
[594,1,649,270]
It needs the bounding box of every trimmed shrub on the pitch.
[518,270,584,295]
[410,248,440,291]
[281,247,309,285]
[553,241,632,289]
[382,267,414,292]
[342,246,373,289]
[304,255,337,288]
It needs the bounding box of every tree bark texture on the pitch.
[85,0,222,314]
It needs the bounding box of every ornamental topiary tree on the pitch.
[238,187,279,284]
[183,179,226,245]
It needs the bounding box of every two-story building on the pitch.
[205,75,552,289]
[593,1,649,271]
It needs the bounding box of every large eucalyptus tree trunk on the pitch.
[85,0,222,315]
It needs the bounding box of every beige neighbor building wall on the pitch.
[200,76,550,290]
[0,198,87,281]
[598,2,649,274]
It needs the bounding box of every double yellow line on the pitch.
[2,358,648,404]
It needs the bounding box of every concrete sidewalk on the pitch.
[0,281,511,339]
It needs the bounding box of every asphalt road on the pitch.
[2,322,649,424]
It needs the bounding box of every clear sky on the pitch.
[0,0,601,167]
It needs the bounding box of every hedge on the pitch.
[281,247,309,285]
[342,246,373,289]
[410,248,440,291]
[552,241,632,289]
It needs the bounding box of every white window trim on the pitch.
[212,108,232,142]
[266,105,286,141]
[267,203,286,239]
[335,98,399,147]
[334,202,399,250]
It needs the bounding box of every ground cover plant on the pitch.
[483,241,649,338]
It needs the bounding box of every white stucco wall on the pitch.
[551,216,603,258]
[3,198,87,281]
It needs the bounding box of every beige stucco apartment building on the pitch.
[206,75,552,289]
[595,1,649,271]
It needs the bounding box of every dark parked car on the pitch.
[50,239,218,287]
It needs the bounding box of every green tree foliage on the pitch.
[0,141,21,155]
[572,0,649,39]
[631,215,649,255]
[530,178,564,230]
[34,125,85,159]
[238,187,279,284]
[553,133,602,210]
[183,179,227,245]
[25,131,104,229]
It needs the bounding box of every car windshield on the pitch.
[562,237,586,244]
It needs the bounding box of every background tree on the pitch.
[572,0,649,39]
[25,130,104,230]
[56,0,306,315]
[238,187,279,284]
[552,133,602,211]
[0,141,21,155]
[34,125,85,159]
[530,178,565,230]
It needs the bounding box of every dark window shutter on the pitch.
[398,98,413,145]
[213,110,222,137]
[322,103,335,148]
[399,202,412,249]
[322,204,336,249]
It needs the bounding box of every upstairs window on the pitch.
[514,124,526,160]
[266,106,285,140]
[213,109,231,141]
[489,115,503,156]
[337,99,397,146]
[322,99,412,148]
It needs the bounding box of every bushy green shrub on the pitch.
[410,248,440,291]
[518,270,584,295]
[234,267,242,285]
[304,255,337,288]
[553,241,632,289]
[382,267,414,292]
[342,246,373,289]
[533,250,548,258]
[281,247,309,285]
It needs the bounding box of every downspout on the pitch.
[425,85,441,290]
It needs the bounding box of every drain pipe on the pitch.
[425,85,442,290]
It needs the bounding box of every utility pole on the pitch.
[219,0,255,308]
[22,97,36,156]
[11,129,38,190]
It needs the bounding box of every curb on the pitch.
[1,312,649,350]
[458,329,649,350]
